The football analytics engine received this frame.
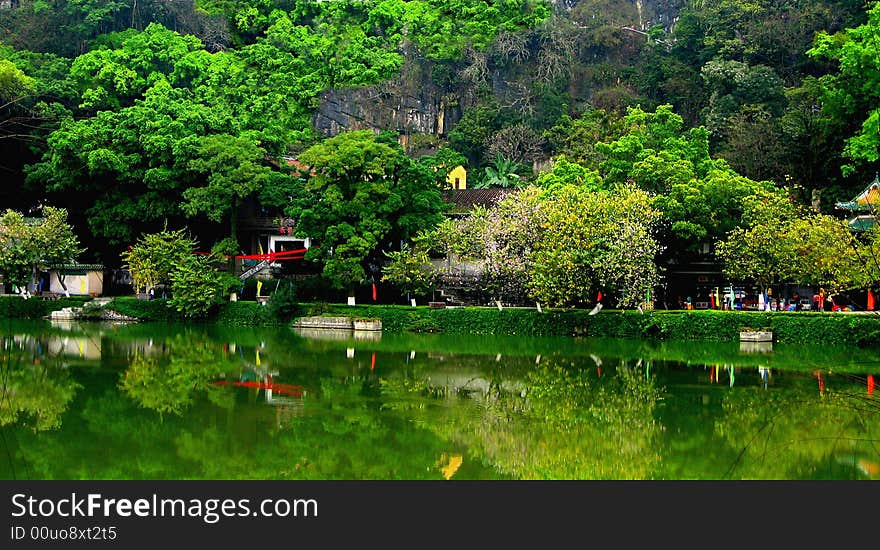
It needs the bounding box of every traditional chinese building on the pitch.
[836,173,880,232]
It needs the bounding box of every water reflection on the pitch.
[0,320,878,480]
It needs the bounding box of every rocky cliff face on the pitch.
[313,78,462,138]
[313,53,470,140]
[314,0,685,139]
[632,0,684,31]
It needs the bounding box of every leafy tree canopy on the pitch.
[0,206,82,293]
[287,130,446,290]
[809,2,880,175]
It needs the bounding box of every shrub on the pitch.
[215,301,279,326]
[266,279,304,321]
[122,228,196,294]
[106,297,176,321]
[0,296,48,318]
[168,254,239,318]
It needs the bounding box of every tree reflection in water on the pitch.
[716,372,880,479]
[382,356,664,479]
[0,334,81,432]
[1,321,879,479]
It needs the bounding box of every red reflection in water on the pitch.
[213,380,303,397]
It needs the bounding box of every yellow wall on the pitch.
[445,165,467,190]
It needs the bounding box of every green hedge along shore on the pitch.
[5,296,880,347]
[0,295,92,318]
[320,304,880,347]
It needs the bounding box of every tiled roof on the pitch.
[442,189,520,213]
[283,157,317,176]
[49,263,104,274]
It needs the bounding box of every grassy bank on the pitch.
[105,297,288,326]
[8,296,880,346]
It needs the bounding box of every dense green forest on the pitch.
[1,0,878,280]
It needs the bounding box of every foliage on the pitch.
[779,77,845,203]
[105,296,177,321]
[381,245,438,300]
[447,98,504,165]
[0,0,875,297]
[653,166,791,256]
[182,133,280,241]
[0,207,82,293]
[25,19,396,244]
[121,227,196,294]
[534,155,604,194]
[596,104,714,193]
[459,186,545,303]
[484,123,545,166]
[321,304,880,346]
[0,350,81,432]
[542,109,625,169]
[0,296,88,319]
[0,58,35,102]
[715,105,786,182]
[105,296,284,325]
[474,154,525,189]
[167,253,238,318]
[530,184,660,308]
[214,300,279,326]
[808,2,880,173]
[699,59,786,141]
[717,212,867,292]
[120,333,232,415]
[265,279,303,321]
[288,130,446,290]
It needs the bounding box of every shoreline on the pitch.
[5,296,880,347]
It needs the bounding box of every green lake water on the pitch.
[2,319,879,480]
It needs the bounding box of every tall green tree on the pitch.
[530,184,660,308]
[716,203,865,293]
[0,207,82,295]
[596,104,713,192]
[809,2,880,176]
[653,166,790,258]
[288,130,445,292]
[182,134,280,245]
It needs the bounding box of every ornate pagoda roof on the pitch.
[836,173,880,211]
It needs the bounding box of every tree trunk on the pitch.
[228,201,239,273]
[55,272,71,298]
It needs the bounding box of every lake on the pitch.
[1,319,878,480]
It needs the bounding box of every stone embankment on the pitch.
[48,298,139,322]
[292,316,382,331]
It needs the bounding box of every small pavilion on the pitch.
[836,173,880,231]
